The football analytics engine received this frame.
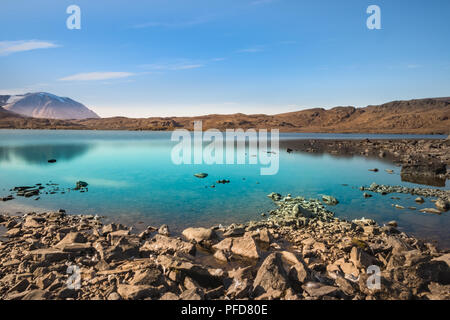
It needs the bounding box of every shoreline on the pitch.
[0,127,450,135]
[1,192,449,300]
[280,138,450,184]
[0,134,449,300]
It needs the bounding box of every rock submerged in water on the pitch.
[75,181,88,190]
[415,197,425,203]
[435,198,450,212]
[420,208,442,215]
[47,159,57,163]
[387,220,398,227]
[216,179,230,184]
[0,195,14,202]
[194,173,208,179]
[267,192,282,201]
[322,195,339,206]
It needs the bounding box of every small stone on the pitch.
[107,292,122,300]
[158,224,170,236]
[387,221,398,228]
[415,197,425,203]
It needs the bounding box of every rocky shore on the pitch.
[281,138,450,186]
[1,192,449,300]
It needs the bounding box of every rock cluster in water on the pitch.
[360,183,450,213]
[0,181,89,202]
[0,192,449,300]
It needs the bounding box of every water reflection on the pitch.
[400,173,446,187]
[0,144,95,165]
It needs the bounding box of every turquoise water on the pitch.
[0,130,448,248]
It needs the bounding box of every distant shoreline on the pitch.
[1,96,449,135]
[0,128,448,137]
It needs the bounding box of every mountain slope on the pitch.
[0,106,22,118]
[0,97,448,134]
[2,92,100,120]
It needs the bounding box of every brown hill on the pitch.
[1,97,449,134]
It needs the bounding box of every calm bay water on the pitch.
[0,130,448,248]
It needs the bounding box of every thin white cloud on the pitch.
[0,83,50,95]
[141,61,204,71]
[236,46,265,53]
[59,72,136,81]
[0,40,59,56]
[173,64,204,70]
[133,17,210,29]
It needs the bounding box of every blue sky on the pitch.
[1,0,449,117]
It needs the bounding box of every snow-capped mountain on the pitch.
[0,92,100,119]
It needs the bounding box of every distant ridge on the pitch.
[0,96,449,134]
[0,106,22,118]
[0,92,100,120]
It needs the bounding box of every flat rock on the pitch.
[420,208,442,214]
[180,288,204,300]
[27,248,69,262]
[130,268,165,287]
[141,234,196,256]
[55,232,87,246]
[23,216,44,228]
[303,283,340,298]
[213,235,260,260]
[182,227,216,242]
[156,255,223,288]
[117,284,159,300]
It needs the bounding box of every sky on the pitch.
[0,0,449,118]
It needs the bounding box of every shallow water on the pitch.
[0,130,448,248]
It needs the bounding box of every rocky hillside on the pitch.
[0,97,449,134]
[74,97,450,134]
[1,92,100,120]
